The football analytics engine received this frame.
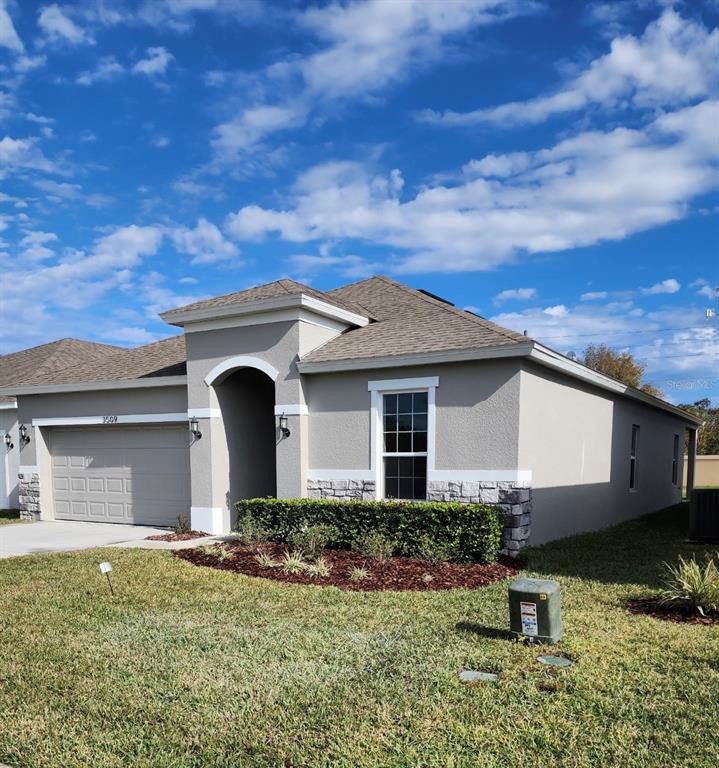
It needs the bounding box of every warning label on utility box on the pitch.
[520,601,538,636]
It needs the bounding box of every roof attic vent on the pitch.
[418,288,454,306]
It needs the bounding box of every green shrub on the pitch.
[289,523,338,559]
[660,555,719,616]
[254,552,277,569]
[235,513,271,547]
[354,530,395,562]
[234,498,504,564]
[174,513,191,535]
[414,533,453,564]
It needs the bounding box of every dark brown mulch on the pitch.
[174,541,521,591]
[145,530,209,542]
[626,597,719,625]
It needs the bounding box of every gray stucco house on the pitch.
[0,276,702,553]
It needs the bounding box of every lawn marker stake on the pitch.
[99,561,114,595]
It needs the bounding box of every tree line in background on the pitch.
[574,344,718,455]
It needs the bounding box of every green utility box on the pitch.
[509,578,563,644]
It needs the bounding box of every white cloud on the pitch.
[0,135,63,178]
[38,4,92,46]
[18,230,57,262]
[580,290,609,300]
[641,278,681,295]
[76,56,124,85]
[210,0,533,162]
[543,304,568,317]
[288,251,376,279]
[491,300,719,391]
[0,0,24,52]
[171,217,240,264]
[494,287,537,303]
[421,10,719,128]
[132,46,174,78]
[32,178,114,208]
[226,99,719,272]
[697,284,717,299]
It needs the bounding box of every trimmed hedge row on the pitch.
[234,497,504,564]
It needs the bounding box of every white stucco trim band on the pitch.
[1,375,187,397]
[162,293,369,329]
[274,404,309,416]
[19,465,40,474]
[307,469,374,481]
[31,413,188,427]
[0,402,17,410]
[204,355,280,386]
[190,506,224,536]
[188,408,221,419]
[428,469,532,482]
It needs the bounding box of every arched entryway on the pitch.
[208,360,278,510]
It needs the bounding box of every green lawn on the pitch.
[0,509,28,525]
[0,504,717,768]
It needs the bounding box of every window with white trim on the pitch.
[672,433,679,486]
[629,424,640,490]
[382,391,427,500]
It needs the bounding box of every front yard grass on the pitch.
[0,503,717,768]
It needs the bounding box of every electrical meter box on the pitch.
[509,578,562,644]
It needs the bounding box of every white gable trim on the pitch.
[204,355,279,386]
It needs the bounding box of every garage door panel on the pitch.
[51,425,189,527]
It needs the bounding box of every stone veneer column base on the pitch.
[307,479,376,500]
[18,471,41,521]
[427,480,531,558]
[306,477,531,559]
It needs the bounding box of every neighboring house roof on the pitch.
[5,335,186,391]
[0,338,122,405]
[161,278,371,322]
[302,275,527,364]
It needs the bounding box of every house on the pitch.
[0,276,701,552]
[0,338,121,509]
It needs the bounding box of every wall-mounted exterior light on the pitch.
[18,424,30,446]
[279,413,290,438]
[189,418,202,443]
[3,432,13,450]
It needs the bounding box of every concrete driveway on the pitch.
[0,520,169,559]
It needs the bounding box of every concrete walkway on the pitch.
[0,520,173,559]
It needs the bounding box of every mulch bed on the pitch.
[626,597,719,625]
[145,531,209,542]
[174,541,520,591]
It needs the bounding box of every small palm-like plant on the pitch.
[216,546,233,562]
[280,550,306,574]
[305,557,332,578]
[254,552,277,569]
[348,566,369,582]
[660,555,719,616]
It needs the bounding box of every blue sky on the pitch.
[0,0,717,404]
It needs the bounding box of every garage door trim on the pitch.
[33,412,188,428]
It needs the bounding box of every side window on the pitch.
[672,434,679,486]
[629,424,640,490]
[382,391,427,500]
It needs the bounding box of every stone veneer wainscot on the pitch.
[18,471,41,520]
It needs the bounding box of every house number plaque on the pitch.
[102,416,119,424]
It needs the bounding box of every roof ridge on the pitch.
[371,275,527,344]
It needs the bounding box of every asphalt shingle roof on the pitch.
[161,278,370,322]
[7,335,187,389]
[0,338,122,400]
[301,276,528,364]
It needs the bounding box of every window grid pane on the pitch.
[383,391,428,500]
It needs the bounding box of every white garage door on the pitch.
[51,425,190,527]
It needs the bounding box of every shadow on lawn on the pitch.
[523,503,718,589]
[455,622,513,641]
